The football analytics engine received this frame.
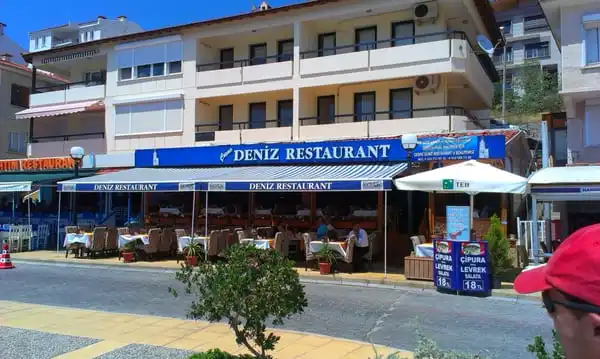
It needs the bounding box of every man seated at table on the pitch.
[316,218,328,240]
[347,224,369,271]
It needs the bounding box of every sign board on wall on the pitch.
[135,135,506,167]
[0,157,75,173]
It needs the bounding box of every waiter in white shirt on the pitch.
[348,224,369,272]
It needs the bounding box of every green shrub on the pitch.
[484,214,512,278]
[527,329,565,359]
[171,244,307,359]
[188,349,253,359]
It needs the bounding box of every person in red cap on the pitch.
[514,223,600,359]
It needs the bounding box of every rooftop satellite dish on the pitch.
[476,34,495,57]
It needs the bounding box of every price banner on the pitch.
[457,241,490,293]
[433,240,459,291]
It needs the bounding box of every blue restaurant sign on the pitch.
[433,240,491,295]
[135,135,505,167]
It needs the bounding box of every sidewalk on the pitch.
[10,251,538,300]
[0,300,411,359]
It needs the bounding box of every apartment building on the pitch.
[29,16,142,53]
[20,0,501,158]
[0,54,67,159]
[0,23,26,64]
[540,0,600,164]
[492,0,560,90]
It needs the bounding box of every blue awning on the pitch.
[57,163,407,192]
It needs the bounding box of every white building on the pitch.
[19,0,502,158]
[28,16,142,53]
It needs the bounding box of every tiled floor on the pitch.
[0,300,412,359]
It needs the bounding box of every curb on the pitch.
[12,258,539,302]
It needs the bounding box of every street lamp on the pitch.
[401,133,418,236]
[69,146,84,225]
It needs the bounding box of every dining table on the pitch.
[178,236,208,253]
[64,233,93,248]
[118,234,150,248]
[309,241,347,257]
[415,242,434,257]
[240,238,274,250]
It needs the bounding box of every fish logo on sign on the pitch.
[208,182,226,192]
[442,179,454,190]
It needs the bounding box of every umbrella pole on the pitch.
[469,194,474,236]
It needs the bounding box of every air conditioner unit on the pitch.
[412,1,439,24]
[414,75,440,93]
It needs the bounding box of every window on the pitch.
[317,96,335,124]
[10,84,29,108]
[219,105,234,131]
[318,33,336,57]
[585,102,600,147]
[493,47,513,63]
[249,43,267,66]
[114,99,184,136]
[36,37,42,49]
[249,102,266,129]
[389,88,412,119]
[525,42,550,59]
[585,27,600,65]
[8,132,27,153]
[497,20,511,34]
[42,36,47,47]
[220,48,234,69]
[354,92,376,122]
[355,26,377,52]
[278,100,293,127]
[117,40,183,81]
[84,71,105,85]
[524,15,548,31]
[277,39,293,62]
[391,21,414,47]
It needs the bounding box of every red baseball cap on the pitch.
[514,223,600,306]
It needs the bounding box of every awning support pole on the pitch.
[27,198,31,250]
[127,193,132,224]
[205,191,209,261]
[191,191,196,237]
[531,196,539,265]
[384,190,388,278]
[56,191,62,254]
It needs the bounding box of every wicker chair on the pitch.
[159,228,174,256]
[303,233,316,271]
[87,227,107,258]
[218,229,231,256]
[337,235,356,273]
[65,225,83,258]
[142,228,161,260]
[281,231,291,258]
[365,232,378,270]
[273,232,284,254]
[105,227,119,255]
[206,230,221,258]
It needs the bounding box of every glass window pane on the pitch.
[278,40,293,62]
[250,44,267,66]
[249,103,266,129]
[586,28,599,64]
[219,105,234,131]
[319,34,336,57]
[354,93,376,122]
[137,64,151,78]
[152,63,165,76]
[390,89,412,119]
[356,27,377,52]
[392,22,414,46]
[220,49,234,69]
[120,67,132,80]
[317,96,335,124]
[168,61,182,74]
[278,100,293,127]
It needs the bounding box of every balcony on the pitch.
[28,132,106,158]
[298,106,483,141]
[195,120,293,144]
[298,31,497,86]
[493,52,513,65]
[196,55,293,89]
[31,79,106,107]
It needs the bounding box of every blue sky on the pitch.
[3,0,299,50]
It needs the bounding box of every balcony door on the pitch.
[317,96,335,124]
[277,39,293,62]
[355,26,377,52]
[249,102,266,129]
[249,43,267,66]
[354,92,376,122]
[318,33,336,57]
[391,21,414,46]
[389,88,413,119]
[219,105,233,131]
[220,48,234,69]
[278,100,293,127]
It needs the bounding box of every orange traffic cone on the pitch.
[0,243,15,269]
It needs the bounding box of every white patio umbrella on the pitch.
[394,160,528,228]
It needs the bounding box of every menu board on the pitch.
[433,240,459,291]
[446,206,471,242]
[457,241,490,293]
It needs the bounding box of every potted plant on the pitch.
[316,245,337,275]
[184,241,202,266]
[484,214,512,289]
[121,241,136,263]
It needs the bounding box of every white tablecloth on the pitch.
[159,208,182,216]
[296,209,324,217]
[352,210,378,217]
[178,236,208,253]
[240,238,272,250]
[202,208,225,216]
[415,243,434,258]
[118,234,149,248]
[254,209,272,216]
[64,233,91,248]
[309,241,346,257]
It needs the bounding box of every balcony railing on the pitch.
[298,30,498,83]
[493,52,513,64]
[196,53,292,72]
[52,37,79,47]
[30,132,105,143]
[525,47,550,60]
[299,106,482,128]
[195,119,291,142]
[33,77,106,94]
[524,18,549,32]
